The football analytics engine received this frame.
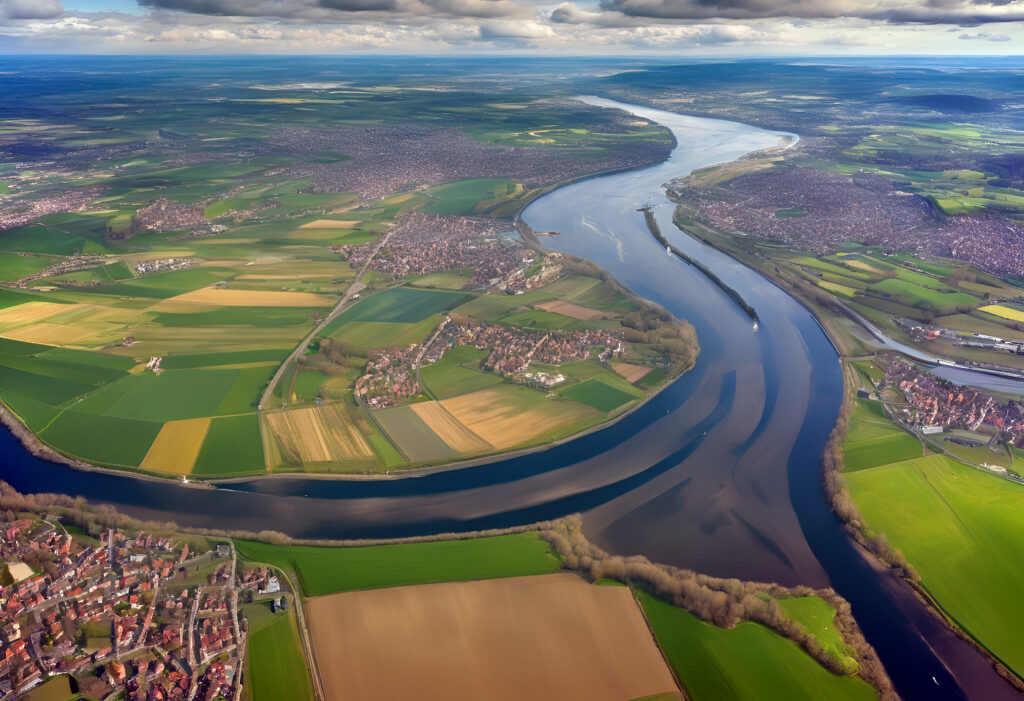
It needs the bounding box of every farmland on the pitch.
[0,67,691,480]
[243,599,314,701]
[234,532,559,596]
[639,592,876,701]
[307,574,680,701]
[846,453,1024,678]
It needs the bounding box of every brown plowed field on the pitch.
[612,362,652,383]
[307,573,679,701]
[535,299,608,320]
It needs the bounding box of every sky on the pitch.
[0,0,1022,54]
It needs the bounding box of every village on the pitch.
[883,359,1024,446]
[355,315,624,408]
[0,516,292,701]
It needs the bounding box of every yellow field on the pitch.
[299,219,359,229]
[410,401,491,453]
[535,300,607,320]
[611,362,652,383]
[845,258,888,274]
[979,304,1024,323]
[307,573,679,701]
[263,403,374,467]
[441,387,595,450]
[160,287,335,307]
[1,322,103,345]
[0,301,69,326]
[140,417,211,475]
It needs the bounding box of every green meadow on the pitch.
[235,532,560,597]
[243,599,313,701]
[847,454,1024,678]
[639,592,876,701]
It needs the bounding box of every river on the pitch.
[0,97,1017,701]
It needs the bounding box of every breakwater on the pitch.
[639,205,759,324]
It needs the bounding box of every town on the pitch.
[0,516,290,701]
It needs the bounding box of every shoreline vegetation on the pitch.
[0,479,894,699]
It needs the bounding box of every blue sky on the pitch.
[1,0,1022,53]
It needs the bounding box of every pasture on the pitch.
[192,413,265,476]
[847,454,1024,678]
[778,597,858,671]
[307,574,679,701]
[243,600,313,701]
[234,532,558,596]
[419,355,503,398]
[560,376,642,413]
[639,592,875,701]
[842,398,924,471]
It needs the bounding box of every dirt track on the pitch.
[306,573,680,701]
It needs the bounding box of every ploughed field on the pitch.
[306,573,680,701]
[0,77,689,478]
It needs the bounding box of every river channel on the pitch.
[0,97,1017,701]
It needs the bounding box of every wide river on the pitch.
[0,98,1017,700]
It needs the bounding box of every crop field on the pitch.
[639,592,875,701]
[140,417,210,474]
[421,178,520,215]
[536,299,608,320]
[307,574,679,701]
[159,287,335,308]
[847,454,1024,677]
[408,271,471,289]
[325,287,472,329]
[40,410,163,467]
[235,532,559,596]
[560,376,642,413]
[410,401,491,453]
[192,413,264,476]
[325,317,438,349]
[244,601,313,701]
[372,405,455,462]
[442,385,599,450]
[978,304,1024,323]
[263,402,374,468]
[842,398,923,471]
[612,362,652,383]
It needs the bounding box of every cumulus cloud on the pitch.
[0,0,63,20]
[597,0,1024,24]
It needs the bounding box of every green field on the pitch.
[325,317,438,349]
[421,178,519,215]
[243,600,313,701]
[324,287,472,330]
[843,432,923,472]
[235,532,560,597]
[847,454,1024,677]
[192,413,264,476]
[865,278,978,311]
[40,410,162,466]
[420,354,504,399]
[372,405,455,462]
[778,597,858,671]
[560,376,641,412]
[639,592,876,701]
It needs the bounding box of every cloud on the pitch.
[136,0,529,19]
[0,0,63,20]
[596,0,1024,24]
[958,29,1012,37]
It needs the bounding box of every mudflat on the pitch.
[306,572,679,701]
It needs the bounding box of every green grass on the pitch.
[843,432,923,472]
[847,454,1024,678]
[0,251,54,281]
[235,532,559,597]
[0,225,90,256]
[639,592,876,701]
[421,178,518,215]
[560,377,641,413]
[244,603,313,701]
[325,317,439,349]
[866,278,978,312]
[420,359,503,399]
[324,287,472,329]
[778,597,858,670]
[160,349,290,370]
[152,307,315,327]
[192,413,264,476]
[40,410,161,467]
[80,369,242,422]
